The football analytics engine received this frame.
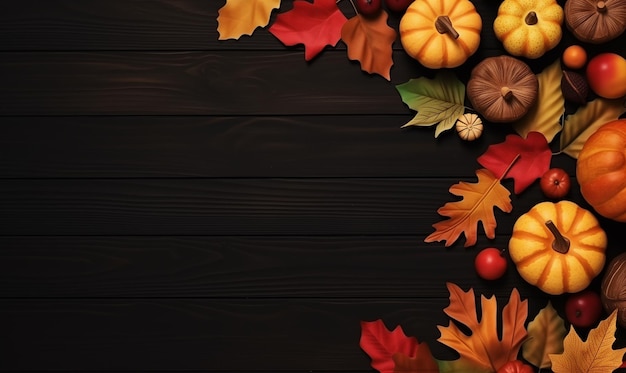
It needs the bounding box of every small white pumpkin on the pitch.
[455,113,483,141]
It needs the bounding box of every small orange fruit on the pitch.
[562,45,587,69]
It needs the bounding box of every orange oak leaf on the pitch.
[217,0,281,40]
[341,11,397,80]
[424,168,513,248]
[438,283,529,372]
[549,310,626,373]
[268,0,348,61]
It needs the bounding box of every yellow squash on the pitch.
[399,0,482,69]
[494,0,563,59]
[509,201,607,295]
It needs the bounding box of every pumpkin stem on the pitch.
[525,11,538,25]
[597,1,607,13]
[545,220,570,254]
[435,16,460,39]
[500,86,513,100]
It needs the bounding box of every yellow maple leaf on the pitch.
[549,310,626,373]
[437,283,528,372]
[217,0,281,40]
[424,168,512,247]
[522,302,566,369]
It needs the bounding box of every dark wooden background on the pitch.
[1,1,625,371]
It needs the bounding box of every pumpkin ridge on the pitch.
[515,246,550,267]
[536,254,557,289]
[568,250,597,283]
[560,255,570,293]
[510,230,549,244]
[444,0,461,16]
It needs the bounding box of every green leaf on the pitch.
[396,72,465,138]
[437,357,492,373]
[522,302,566,369]
[559,97,626,158]
[512,59,564,143]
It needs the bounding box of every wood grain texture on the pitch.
[1,297,577,371]
[2,177,613,237]
[2,115,575,179]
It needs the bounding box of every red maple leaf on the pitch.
[360,320,439,373]
[477,131,552,194]
[268,0,347,61]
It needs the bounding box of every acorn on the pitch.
[561,70,589,105]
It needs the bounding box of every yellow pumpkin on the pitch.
[509,201,607,295]
[493,0,564,59]
[399,0,482,69]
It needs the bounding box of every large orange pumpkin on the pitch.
[399,0,482,69]
[576,119,626,222]
[509,201,607,295]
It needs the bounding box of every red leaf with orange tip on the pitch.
[341,11,397,80]
[360,320,439,373]
[268,0,347,61]
[477,131,552,194]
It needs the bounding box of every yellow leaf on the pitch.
[549,310,626,373]
[512,59,564,143]
[425,168,512,247]
[437,283,528,372]
[217,0,281,40]
[522,302,566,369]
[341,12,397,81]
[559,97,626,159]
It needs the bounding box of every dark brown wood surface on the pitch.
[1,1,625,372]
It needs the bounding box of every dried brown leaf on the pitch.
[522,302,566,369]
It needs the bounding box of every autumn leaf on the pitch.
[425,168,513,248]
[559,97,626,159]
[268,0,347,61]
[217,0,281,40]
[522,302,566,369]
[360,319,439,373]
[477,131,552,194]
[437,357,492,373]
[438,283,528,372]
[396,72,466,138]
[549,310,626,373]
[512,59,564,143]
[341,11,397,80]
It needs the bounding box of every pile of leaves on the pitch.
[360,283,626,373]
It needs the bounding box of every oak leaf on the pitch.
[477,131,552,194]
[549,310,626,373]
[512,59,564,143]
[425,168,513,247]
[559,97,626,159]
[522,302,566,369]
[396,72,466,137]
[360,319,439,373]
[341,12,397,81]
[268,0,347,61]
[217,0,281,40]
[438,283,528,372]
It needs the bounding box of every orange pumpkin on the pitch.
[399,0,482,69]
[509,201,607,295]
[576,119,626,222]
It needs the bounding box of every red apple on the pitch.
[475,248,507,281]
[384,0,414,13]
[497,360,534,373]
[565,290,603,328]
[540,168,571,199]
[354,0,383,17]
[586,53,626,99]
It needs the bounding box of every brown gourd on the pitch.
[565,0,626,44]
[467,56,538,123]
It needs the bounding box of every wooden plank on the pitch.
[1,297,569,371]
[0,0,505,52]
[0,235,564,299]
[1,177,613,237]
[0,115,553,179]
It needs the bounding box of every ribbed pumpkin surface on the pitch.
[509,201,607,295]
[399,0,482,69]
[577,119,626,222]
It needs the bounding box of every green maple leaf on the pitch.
[396,72,466,137]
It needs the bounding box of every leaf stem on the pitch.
[498,154,521,181]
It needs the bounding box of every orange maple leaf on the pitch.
[217,0,281,40]
[424,168,513,247]
[438,283,528,372]
[549,310,626,373]
[341,11,397,80]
